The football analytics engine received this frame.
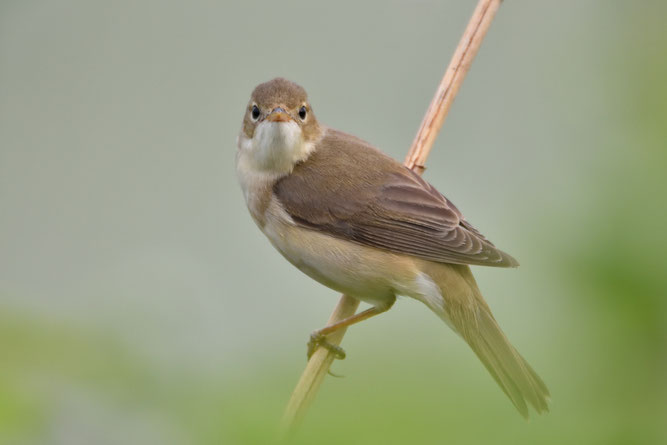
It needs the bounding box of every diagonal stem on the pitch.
[281,0,504,433]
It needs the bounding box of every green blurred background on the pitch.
[1,0,666,444]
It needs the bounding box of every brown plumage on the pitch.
[274,128,519,268]
[236,78,550,418]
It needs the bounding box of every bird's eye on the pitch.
[251,105,260,121]
[298,106,307,120]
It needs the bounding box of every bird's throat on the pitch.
[248,121,310,174]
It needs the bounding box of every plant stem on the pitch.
[281,0,504,433]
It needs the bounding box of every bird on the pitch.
[235,77,550,417]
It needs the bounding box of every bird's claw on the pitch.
[307,332,346,361]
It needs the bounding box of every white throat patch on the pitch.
[240,121,310,174]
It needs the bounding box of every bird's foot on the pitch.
[307,332,346,361]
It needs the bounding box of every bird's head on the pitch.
[237,78,321,174]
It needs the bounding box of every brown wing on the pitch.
[274,128,518,268]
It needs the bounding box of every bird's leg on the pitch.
[307,298,395,360]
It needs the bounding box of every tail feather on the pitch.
[416,263,550,417]
[465,307,550,417]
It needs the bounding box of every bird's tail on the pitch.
[418,263,550,418]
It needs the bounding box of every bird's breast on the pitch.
[259,199,420,306]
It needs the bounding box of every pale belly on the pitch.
[262,209,420,307]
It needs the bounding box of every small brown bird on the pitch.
[236,78,550,417]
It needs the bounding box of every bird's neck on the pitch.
[235,126,323,226]
[242,121,319,175]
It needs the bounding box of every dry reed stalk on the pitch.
[282,0,504,433]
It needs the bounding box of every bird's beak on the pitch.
[266,107,293,123]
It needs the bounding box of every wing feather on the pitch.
[274,128,518,268]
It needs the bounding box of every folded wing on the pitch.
[274,129,518,268]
